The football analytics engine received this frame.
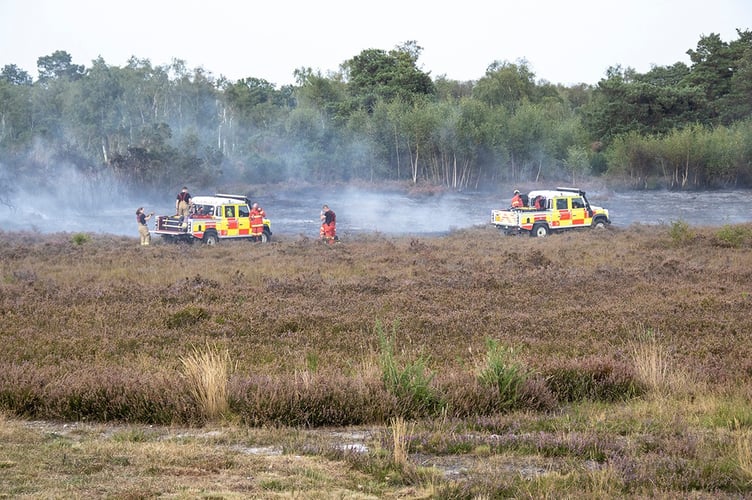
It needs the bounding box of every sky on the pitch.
[0,0,750,87]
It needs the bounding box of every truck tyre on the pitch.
[203,232,218,245]
[592,218,608,230]
[531,223,549,237]
[260,230,271,243]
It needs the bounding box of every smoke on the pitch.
[2,147,749,238]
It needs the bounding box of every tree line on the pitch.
[0,32,751,195]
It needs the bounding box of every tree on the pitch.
[36,50,84,84]
[1,64,32,86]
[472,60,536,112]
[343,41,435,112]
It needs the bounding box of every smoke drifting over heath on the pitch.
[0,159,498,237]
[2,160,752,239]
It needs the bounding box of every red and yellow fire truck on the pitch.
[153,194,272,244]
[491,187,610,237]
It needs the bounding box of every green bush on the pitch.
[165,306,210,328]
[714,224,752,248]
[668,220,694,246]
[71,233,91,245]
[377,321,443,417]
[477,338,530,410]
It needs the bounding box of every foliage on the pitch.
[70,232,91,245]
[544,358,644,402]
[165,306,210,328]
[668,220,695,246]
[714,224,752,248]
[377,321,442,417]
[476,339,530,409]
[0,32,750,194]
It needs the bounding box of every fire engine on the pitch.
[153,194,272,244]
[491,187,610,237]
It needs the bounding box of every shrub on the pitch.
[228,371,392,426]
[165,306,210,328]
[377,321,443,418]
[714,224,752,248]
[545,358,645,402]
[477,339,530,410]
[70,232,91,245]
[668,220,694,246]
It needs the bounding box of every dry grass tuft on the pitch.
[390,416,414,468]
[735,420,752,482]
[180,343,232,421]
[629,328,670,395]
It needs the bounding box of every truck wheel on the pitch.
[531,224,549,237]
[592,218,608,230]
[260,230,271,243]
[204,232,218,245]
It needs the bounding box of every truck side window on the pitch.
[572,198,585,209]
[238,205,250,218]
[556,198,568,210]
[225,206,235,217]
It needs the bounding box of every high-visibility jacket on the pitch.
[250,208,265,235]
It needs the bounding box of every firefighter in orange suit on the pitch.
[511,189,524,209]
[250,202,266,241]
[320,204,336,243]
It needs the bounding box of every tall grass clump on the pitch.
[180,343,231,421]
[390,416,414,468]
[629,328,670,395]
[377,321,442,417]
[477,338,529,410]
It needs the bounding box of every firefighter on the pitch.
[250,202,266,241]
[176,186,192,218]
[511,189,524,209]
[320,204,336,244]
[135,207,154,246]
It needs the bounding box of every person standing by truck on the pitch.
[320,204,336,244]
[176,187,192,218]
[511,189,524,209]
[135,207,154,246]
[249,202,266,241]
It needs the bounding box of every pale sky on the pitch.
[1,0,750,86]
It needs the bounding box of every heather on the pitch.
[1,224,751,497]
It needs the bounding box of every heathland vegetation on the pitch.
[1,30,751,204]
[1,223,752,497]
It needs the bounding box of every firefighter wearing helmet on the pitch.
[511,189,524,209]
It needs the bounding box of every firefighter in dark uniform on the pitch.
[176,187,192,218]
[136,207,154,246]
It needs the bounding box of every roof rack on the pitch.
[215,193,248,201]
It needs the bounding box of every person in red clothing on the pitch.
[319,204,336,244]
[249,202,266,241]
[511,189,524,209]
